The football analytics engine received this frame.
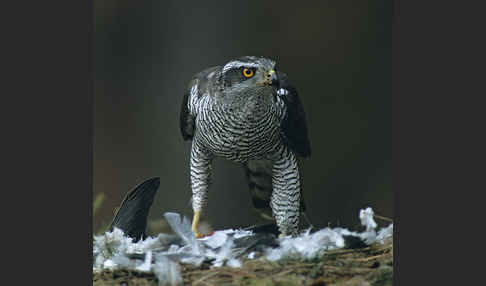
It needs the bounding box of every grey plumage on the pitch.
[180,56,311,236]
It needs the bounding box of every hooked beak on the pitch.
[261,69,279,88]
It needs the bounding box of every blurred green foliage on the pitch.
[93,192,109,235]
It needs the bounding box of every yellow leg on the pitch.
[191,210,205,238]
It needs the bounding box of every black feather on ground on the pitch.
[108,177,160,240]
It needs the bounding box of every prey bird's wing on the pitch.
[108,177,160,240]
[276,71,312,158]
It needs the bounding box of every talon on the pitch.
[194,231,205,239]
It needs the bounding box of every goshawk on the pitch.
[180,56,311,237]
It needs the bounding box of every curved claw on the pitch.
[194,232,206,239]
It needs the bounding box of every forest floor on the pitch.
[93,236,392,286]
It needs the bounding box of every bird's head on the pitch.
[219,56,279,96]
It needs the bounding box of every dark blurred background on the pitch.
[93,0,392,234]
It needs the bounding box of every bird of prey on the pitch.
[180,56,311,237]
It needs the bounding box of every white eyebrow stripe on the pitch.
[222,61,260,73]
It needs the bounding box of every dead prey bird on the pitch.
[101,178,367,266]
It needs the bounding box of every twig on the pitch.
[373,214,393,222]
[370,244,393,254]
[223,269,257,278]
[325,247,372,255]
[192,271,220,286]
[197,281,213,286]
[355,253,390,262]
[324,265,371,275]
[275,269,295,277]
[183,269,213,276]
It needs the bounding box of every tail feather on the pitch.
[243,159,311,229]
[243,159,274,220]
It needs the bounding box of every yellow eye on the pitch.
[242,68,254,78]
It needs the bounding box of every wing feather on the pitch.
[277,71,312,157]
[180,66,221,141]
[180,78,196,141]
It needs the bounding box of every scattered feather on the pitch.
[247,252,256,259]
[163,212,202,255]
[360,207,378,232]
[266,227,345,261]
[376,223,393,244]
[152,254,182,286]
[202,230,228,249]
[135,250,152,272]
